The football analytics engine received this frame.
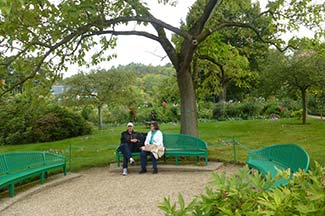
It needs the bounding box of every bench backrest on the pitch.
[0,152,65,175]
[163,133,207,151]
[0,155,9,176]
[249,144,309,172]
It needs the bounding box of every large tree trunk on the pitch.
[98,104,103,129]
[177,67,199,137]
[301,89,307,125]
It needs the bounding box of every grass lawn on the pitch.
[0,118,324,171]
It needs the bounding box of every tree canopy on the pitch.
[260,40,325,124]
[1,0,325,135]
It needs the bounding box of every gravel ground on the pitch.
[1,165,239,216]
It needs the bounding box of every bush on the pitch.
[160,162,325,215]
[32,106,92,142]
[213,100,264,120]
[212,103,227,120]
[0,96,91,145]
[198,101,214,119]
[238,101,263,120]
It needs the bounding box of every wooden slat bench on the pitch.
[0,151,66,198]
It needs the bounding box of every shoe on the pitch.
[152,168,158,174]
[129,158,135,165]
[139,169,147,174]
[122,168,128,176]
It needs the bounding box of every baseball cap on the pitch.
[127,122,134,127]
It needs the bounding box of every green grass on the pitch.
[1,118,324,171]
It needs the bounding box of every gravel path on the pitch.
[1,165,239,216]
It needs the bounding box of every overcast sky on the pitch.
[64,1,196,77]
[64,0,312,77]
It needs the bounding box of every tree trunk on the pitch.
[192,57,199,90]
[218,82,228,103]
[218,82,228,120]
[321,106,323,120]
[177,67,199,137]
[301,89,307,125]
[98,105,103,129]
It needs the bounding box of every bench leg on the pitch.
[205,156,208,166]
[196,156,200,163]
[9,184,14,198]
[176,157,179,166]
[63,165,67,176]
[40,172,45,184]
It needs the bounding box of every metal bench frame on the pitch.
[0,152,66,198]
[246,144,309,187]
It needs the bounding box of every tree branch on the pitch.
[189,0,222,36]
[197,54,224,80]
[104,16,191,40]
[82,30,160,42]
[198,21,296,52]
[117,1,179,68]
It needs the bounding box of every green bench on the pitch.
[0,152,66,198]
[246,144,309,187]
[116,133,208,166]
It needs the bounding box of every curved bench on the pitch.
[246,144,309,187]
[116,133,208,166]
[0,152,66,198]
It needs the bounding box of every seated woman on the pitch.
[139,122,164,174]
[119,122,139,176]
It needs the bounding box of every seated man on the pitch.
[119,122,140,176]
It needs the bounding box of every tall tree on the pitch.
[194,34,256,103]
[64,69,134,129]
[260,43,325,124]
[1,0,324,136]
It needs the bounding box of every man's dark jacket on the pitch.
[120,131,147,152]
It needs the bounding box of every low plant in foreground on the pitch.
[159,162,325,216]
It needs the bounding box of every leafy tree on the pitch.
[309,88,325,119]
[186,0,269,103]
[1,0,324,136]
[260,43,325,124]
[64,69,134,129]
[195,36,256,103]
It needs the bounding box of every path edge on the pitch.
[0,173,81,213]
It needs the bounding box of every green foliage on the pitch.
[258,43,325,124]
[160,163,325,215]
[1,118,325,170]
[63,68,135,128]
[59,64,179,125]
[0,95,91,145]
[211,97,300,120]
[32,106,91,142]
[197,101,214,120]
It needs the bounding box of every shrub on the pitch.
[32,106,92,142]
[159,162,325,215]
[225,102,242,118]
[212,103,227,120]
[238,101,263,119]
[0,96,91,145]
[198,101,214,119]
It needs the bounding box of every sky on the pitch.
[63,0,313,78]
[64,0,197,77]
